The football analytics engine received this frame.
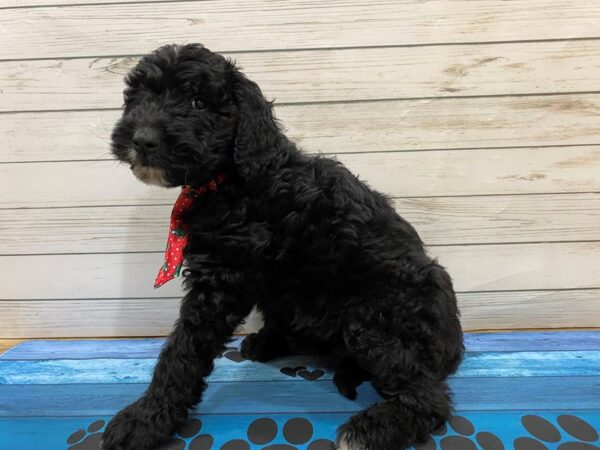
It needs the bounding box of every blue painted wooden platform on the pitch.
[0,331,599,450]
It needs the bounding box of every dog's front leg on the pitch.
[102,286,252,450]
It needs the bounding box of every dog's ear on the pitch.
[229,63,287,181]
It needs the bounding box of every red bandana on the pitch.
[154,175,226,288]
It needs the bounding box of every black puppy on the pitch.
[105,43,464,450]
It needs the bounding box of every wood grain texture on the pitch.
[435,242,600,291]
[459,290,600,331]
[2,194,599,254]
[0,380,380,416]
[4,93,600,163]
[5,331,600,359]
[3,377,599,417]
[2,1,600,60]
[3,39,600,111]
[3,147,599,208]
[0,298,261,338]
[465,331,600,352]
[0,242,598,297]
[4,290,598,338]
[0,0,175,6]
[2,334,599,450]
[3,351,600,385]
[396,193,600,245]
[279,95,600,153]
[0,356,331,384]
[0,338,170,360]
[2,0,599,339]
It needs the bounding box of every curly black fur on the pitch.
[104,43,464,450]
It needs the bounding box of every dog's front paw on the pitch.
[102,399,176,450]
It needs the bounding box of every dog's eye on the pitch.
[192,98,206,110]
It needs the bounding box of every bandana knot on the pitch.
[154,174,226,288]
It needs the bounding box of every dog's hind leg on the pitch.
[337,378,451,450]
[337,266,462,449]
[337,328,453,449]
[102,286,253,450]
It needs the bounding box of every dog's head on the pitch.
[111,43,283,188]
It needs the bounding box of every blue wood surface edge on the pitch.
[3,331,600,360]
[2,376,600,417]
[2,350,600,385]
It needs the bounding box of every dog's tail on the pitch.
[336,381,451,450]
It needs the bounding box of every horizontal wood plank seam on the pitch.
[2,143,600,166]
[0,189,597,207]
[4,90,600,115]
[2,37,600,58]
[2,288,600,300]
[1,191,600,212]
[2,238,600,257]
[0,0,199,10]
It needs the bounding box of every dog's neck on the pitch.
[236,135,305,191]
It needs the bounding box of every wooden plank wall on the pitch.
[0,0,599,337]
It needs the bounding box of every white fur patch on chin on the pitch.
[127,149,171,187]
[131,165,170,187]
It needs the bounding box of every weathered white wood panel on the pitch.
[281,95,600,153]
[2,0,599,337]
[0,0,169,6]
[457,289,600,331]
[3,146,598,208]
[395,194,600,245]
[3,40,600,111]
[0,299,263,338]
[433,242,600,292]
[2,110,115,163]
[2,1,600,60]
[0,205,174,254]
[0,253,185,300]
[1,242,598,300]
[4,94,600,163]
[3,194,600,255]
[2,289,598,338]
[0,299,181,339]
[0,161,174,208]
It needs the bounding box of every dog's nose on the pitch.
[133,128,160,152]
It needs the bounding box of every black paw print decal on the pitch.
[222,346,247,363]
[219,417,335,449]
[280,366,326,381]
[415,415,505,450]
[514,415,599,450]
[65,418,213,450]
[67,420,105,449]
[170,418,214,449]
[154,437,187,449]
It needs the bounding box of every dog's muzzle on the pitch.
[127,148,170,187]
